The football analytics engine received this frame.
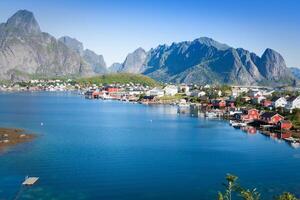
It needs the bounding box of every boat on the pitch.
[284,137,299,143]
[177,99,190,108]
[290,141,300,149]
[283,137,300,148]
[205,112,218,118]
[230,120,247,127]
[177,99,190,113]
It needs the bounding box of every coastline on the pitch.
[0,128,36,152]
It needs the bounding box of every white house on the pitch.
[286,96,300,110]
[231,87,249,98]
[262,90,275,97]
[179,84,190,93]
[271,97,287,108]
[217,90,222,97]
[164,85,178,96]
[204,84,211,89]
[198,91,206,97]
[249,89,263,98]
[188,90,205,97]
[146,88,164,97]
[252,95,266,104]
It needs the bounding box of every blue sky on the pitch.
[0,0,299,67]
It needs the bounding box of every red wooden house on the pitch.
[277,120,293,130]
[280,131,292,139]
[261,99,272,107]
[211,100,226,108]
[92,91,101,99]
[226,100,235,108]
[260,112,284,124]
[106,87,119,93]
[241,109,260,122]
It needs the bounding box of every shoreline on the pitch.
[0,128,36,152]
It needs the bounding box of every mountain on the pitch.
[117,48,147,73]
[58,36,84,55]
[107,48,147,74]
[59,36,107,74]
[108,62,123,73]
[0,10,95,81]
[82,49,107,74]
[290,67,300,80]
[117,37,294,85]
[0,10,294,85]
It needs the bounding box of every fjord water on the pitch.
[0,93,300,200]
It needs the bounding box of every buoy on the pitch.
[41,122,43,126]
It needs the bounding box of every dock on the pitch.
[22,177,39,186]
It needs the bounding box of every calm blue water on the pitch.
[0,92,300,200]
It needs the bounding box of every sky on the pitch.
[0,0,299,67]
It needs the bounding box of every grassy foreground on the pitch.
[218,174,298,200]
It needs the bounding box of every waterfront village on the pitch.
[2,78,300,148]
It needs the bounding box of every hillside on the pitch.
[77,73,158,86]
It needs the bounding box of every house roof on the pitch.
[271,96,282,102]
[260,112,280,118]
[287,96,298,102]
[143,95,155,100]
[241,108,257,114]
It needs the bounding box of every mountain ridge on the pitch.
[0,9,295,86]
[115,37,294,85]
[58,36,107,74]
[0,10,96,81]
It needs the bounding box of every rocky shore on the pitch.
[0,128,35,152]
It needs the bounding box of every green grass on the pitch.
[159,93,185,101]
[77,73,158,86]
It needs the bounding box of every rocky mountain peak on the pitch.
[108,63,123,73]
[0,10,95,80]
[134,47,146,54]
[261,48,284,62]
[58,36,84,55]
[5,9,41,35]
[58,35,107,74]
[193,37,230,50]
[258,48,292,81]
[83,49,107,74]
[121,47,147,73]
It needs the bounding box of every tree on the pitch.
[239,188,261,200]
[217,174,298,200]
[218,174,239,200]
[275,192,298,200]
[218,174,260,200]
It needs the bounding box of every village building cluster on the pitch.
[84,83,300,148]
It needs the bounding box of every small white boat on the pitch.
[231,122,247,127]
[177,99,190,108]
[205,112,218,118]
[284,137,297,142]
[229,120,247,127]
[290,141,300,149]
